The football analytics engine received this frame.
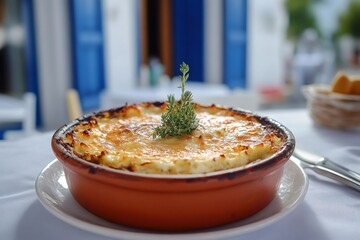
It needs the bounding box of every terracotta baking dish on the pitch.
[51,103,295,231]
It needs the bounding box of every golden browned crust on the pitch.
[59,102,286,174]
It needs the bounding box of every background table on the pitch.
[1,108,359,240]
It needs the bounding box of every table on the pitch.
[1,108,359,240]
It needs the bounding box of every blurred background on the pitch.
[1,0,360,139]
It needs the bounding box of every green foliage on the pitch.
[153,62,199,138]
[336,0,360,38]
[285,0,322,39]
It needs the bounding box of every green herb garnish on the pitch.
[153,62,199,138]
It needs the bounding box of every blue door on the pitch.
[69,0,105,111]
[223,0,248,89]
[23,0,41,125]
[172,0,204,82]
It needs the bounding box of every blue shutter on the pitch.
[223,0,248,89]
[172,0,204,82]
[69,0,105,111]
[22,0,41,126]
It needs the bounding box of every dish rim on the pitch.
[51,102,295,180]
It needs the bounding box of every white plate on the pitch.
[35,159,308,240]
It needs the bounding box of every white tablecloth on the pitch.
[1,108,359,240]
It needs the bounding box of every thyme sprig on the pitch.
[153,62,199,138]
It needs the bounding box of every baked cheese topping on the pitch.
[61,103,285,174]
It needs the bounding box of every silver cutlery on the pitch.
[291,148,360,192]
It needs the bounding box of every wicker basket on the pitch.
[302,85,360,129]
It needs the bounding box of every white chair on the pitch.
[0,92,38,140]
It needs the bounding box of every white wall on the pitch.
[204,0,223,84]
[34,0,72,130]
[102,0,138,93]
[247,0,287,91]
